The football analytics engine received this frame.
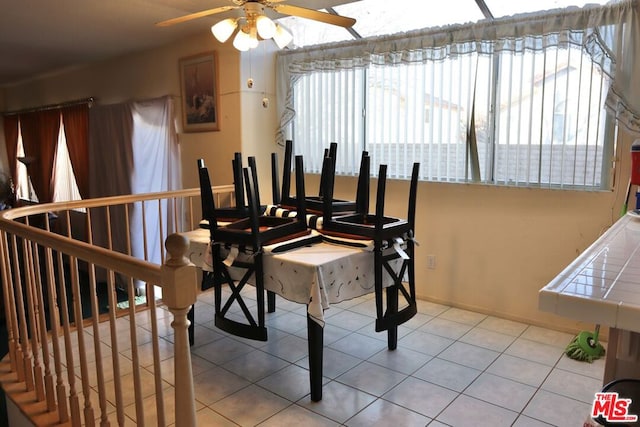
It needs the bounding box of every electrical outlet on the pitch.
[427,255,436,270]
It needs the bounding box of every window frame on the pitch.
[287,26,619,191]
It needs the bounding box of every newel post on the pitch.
[162,233,198,427]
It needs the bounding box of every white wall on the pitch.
[0,28,631,336]
[237,43,283,205]
[1,32,245,192]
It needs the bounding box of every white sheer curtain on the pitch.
[276,0,640,151]
[89,96,181,290]
[129,96,182,266]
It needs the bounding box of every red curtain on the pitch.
[61,104,90,199]
[19,110,60,203]
[2,115,19,198]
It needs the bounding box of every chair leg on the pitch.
[212,247,268,341]
[373,245,385,329]
[374,245,417,335]
[189,270,216,346]
[386,286,398,350]
[187,305,195,347]
[267,291,276,313]
[307,312,324,402]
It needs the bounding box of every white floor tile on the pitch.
[522,389,593,426]
[504,337,565,366]
[257,404,338,426]
[382,376,459,418]
[555,351,606,380]
[260,333,309,363]
[437,394,518,427]
[464,372,537,412]
[222,349,290,382]
[418,317,473,340]
[297,381,377,424]
[210,384,291,426]
[345,398,431,426]
[257,364,320,402]
[541,368,603,404]
[398,329,454,356]
[328,332,388,360]
[192,366,250,406]
[486,353,552,387]
[476,316,529,336]
[192,336,256,365]
[367,346,433,375]
[296,346,362,379]
[460,327,517,352]
[521,325,576,348]
[413,357,482,392]
[335,361,407,396]
[439,307,487,326]
[437,341,500,370]
[94,298,609,426]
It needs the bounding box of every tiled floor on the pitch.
[176,289,606,427]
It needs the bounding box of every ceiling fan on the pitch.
[156,0,356,50]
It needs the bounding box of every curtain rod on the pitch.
[3,97,95,116]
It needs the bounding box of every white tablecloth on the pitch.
[182,228,403,325]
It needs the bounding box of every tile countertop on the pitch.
[539,212,640,333]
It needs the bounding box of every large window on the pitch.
[290,47,612,188]
[279,2,635,190]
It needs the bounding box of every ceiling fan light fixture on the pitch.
[233,29,252,51]
[159,0,356,52]
[256,15,276,39]
[248,31,260,49]
[273,24,293,49]
[211,18,238,43]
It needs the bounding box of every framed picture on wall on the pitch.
[179,51,220,132]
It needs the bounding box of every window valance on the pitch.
[276,0,640,143]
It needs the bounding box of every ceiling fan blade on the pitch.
[272,4,356,28]
[156,5,238,27]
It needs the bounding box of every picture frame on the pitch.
[179,51,220,132]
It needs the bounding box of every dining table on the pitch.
[181,227,404,401]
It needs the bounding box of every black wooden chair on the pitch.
[191,155,281,344]
[199,153,244,230]
[188,158,219,345]
[321,157,420,349]
[279,139,370,216]
[209,155,310,341]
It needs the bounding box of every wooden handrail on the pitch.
[0,185,234,283]
[0,185,234,220]
[0,184,235,426]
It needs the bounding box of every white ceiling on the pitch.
[0,0,606,89]
[0,0,354,88]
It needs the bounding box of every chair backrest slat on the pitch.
[197,159,217,231]
[355,151,370,215]
[242,166,262,248]
[374,164,387,233]
[232,152,245,210]
[271,153,280,205]
[407,163,420,229]
[281,140,294,204]
[318,142,338,198]
[294,155,307,219]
